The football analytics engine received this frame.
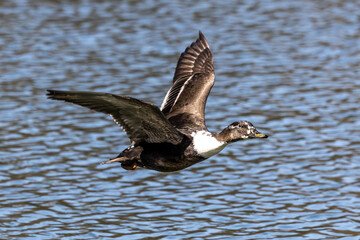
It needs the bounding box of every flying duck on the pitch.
[47,31,268,172]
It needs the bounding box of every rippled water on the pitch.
[1,0,360,239]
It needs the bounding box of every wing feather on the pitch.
[160,31,215,130]
[47,90,183,145]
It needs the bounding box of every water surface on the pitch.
[1,0,360,239]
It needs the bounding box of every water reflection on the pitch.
[1,0,360,239]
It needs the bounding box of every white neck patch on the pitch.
[191,131,228,158]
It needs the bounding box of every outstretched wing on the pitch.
[47,90,183,145]
[160,31,215,130]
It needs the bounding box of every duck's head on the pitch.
[218,121,268,143]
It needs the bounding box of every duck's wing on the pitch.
[160,31,214,130]
[47,90,183,145]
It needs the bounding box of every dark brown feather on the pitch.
[161,31,215,130]
[47,90,183,145]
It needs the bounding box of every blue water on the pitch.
[1,0,360,239]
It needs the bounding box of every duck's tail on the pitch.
[100,156,127,165]
[100,156,138,170]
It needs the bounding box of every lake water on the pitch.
[1,0,360,239]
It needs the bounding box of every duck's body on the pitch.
[110,129,227,172]
[47,31,267,172]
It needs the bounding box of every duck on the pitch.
[47,31,268,172]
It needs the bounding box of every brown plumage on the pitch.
[161,32,214,131]
[47,31,267,172]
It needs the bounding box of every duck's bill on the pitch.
[255,132,268,138]
[252,128,268,138]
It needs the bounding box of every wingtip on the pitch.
[198,30,204,39]
[46,89,67,99]
[197,30,209,48]
[46,89,55,98]
[46,89,63,99]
